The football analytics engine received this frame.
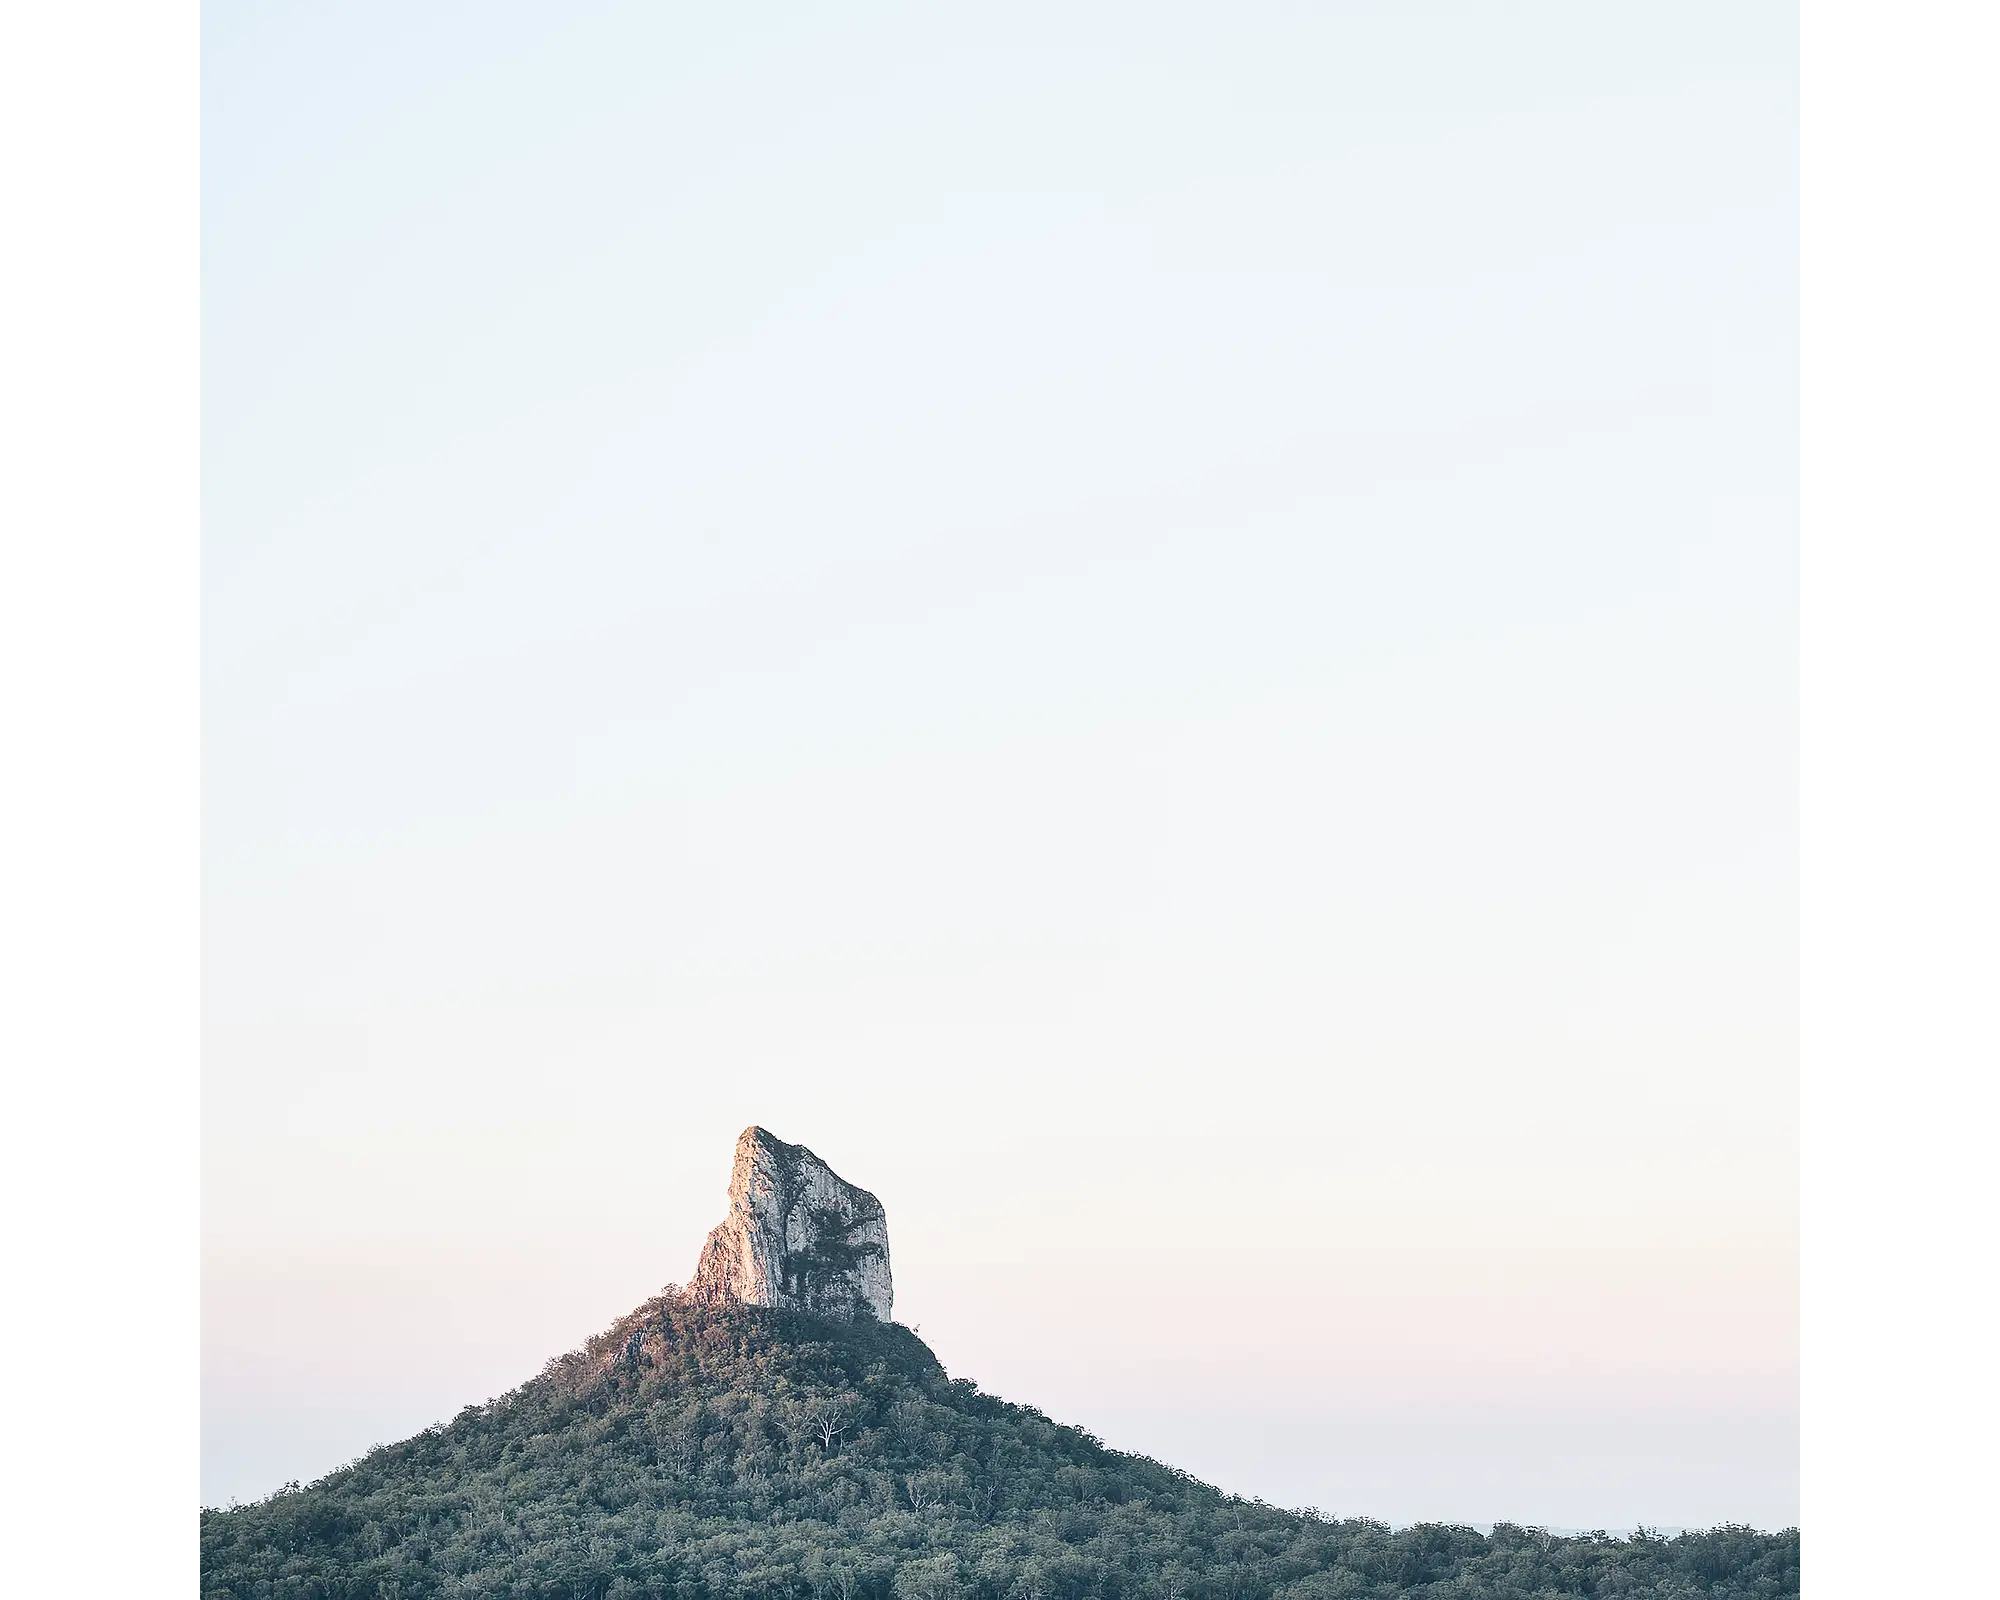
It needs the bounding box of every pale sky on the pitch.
[203,1,1797,1527]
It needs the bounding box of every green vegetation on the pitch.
[201,1295,1798,1600]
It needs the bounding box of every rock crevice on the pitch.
[690,1126,893,1322]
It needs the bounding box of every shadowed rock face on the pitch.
[690,1127,893,1322]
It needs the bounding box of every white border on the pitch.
[1803,1,2000,1592]
[8,1,1997,1589]
[0,1,200,1589]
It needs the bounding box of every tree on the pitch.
[780,1400,817,1472]
[893,1553,961,1600]
[906,1471,952,1513]
[809,1394,859,1453]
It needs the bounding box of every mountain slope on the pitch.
[199,1293,1797,1600]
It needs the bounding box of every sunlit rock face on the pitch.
[690,1126,893,1322]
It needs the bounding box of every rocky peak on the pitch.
[690,1127,893,1322]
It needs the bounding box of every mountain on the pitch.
[200,1129,1799,1600]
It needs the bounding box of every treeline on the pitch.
[200,1296,1798,1600]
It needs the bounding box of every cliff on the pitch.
[689,1126,893,1322]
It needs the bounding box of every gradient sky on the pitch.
[203,1,1797,1528]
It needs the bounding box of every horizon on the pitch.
[205,1246,1787,1540]
[207,1272,1784,1544]
[205,1114,1796,1529]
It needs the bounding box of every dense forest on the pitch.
[201,1294,1798,1600]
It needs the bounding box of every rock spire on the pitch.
[690,1126,893,1322]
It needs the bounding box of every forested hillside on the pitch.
[200,1295,1798,1600]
